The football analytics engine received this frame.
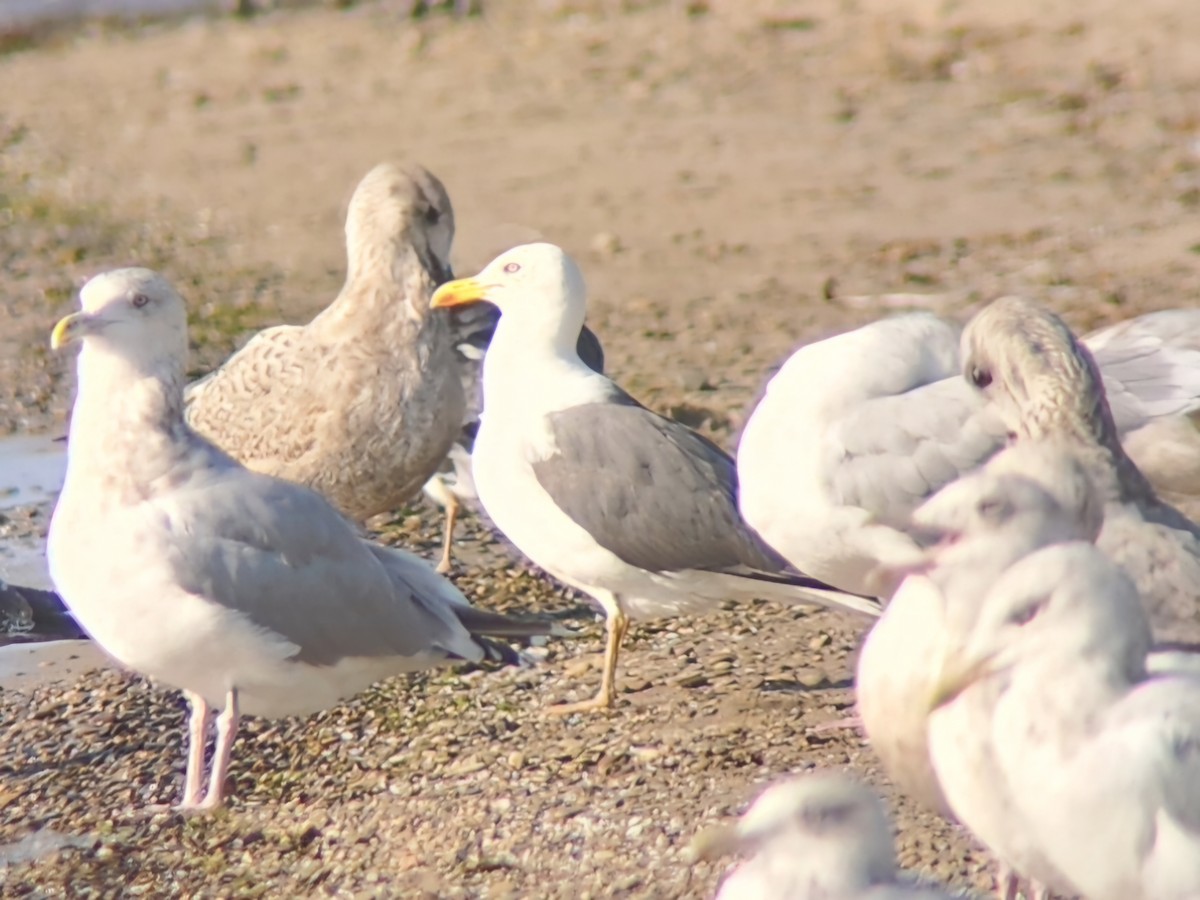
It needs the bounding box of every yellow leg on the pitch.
[547,609,629,715]
[435,496,460,575]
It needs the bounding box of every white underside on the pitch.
[48,566,452,717]
[856,573,952,816]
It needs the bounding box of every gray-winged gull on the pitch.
[48,268,564,810]
[185,161,465,523]
[429,242,881,713]
[421,298,607,573]
[737,306,1200,598]
[932,540,1200,900]
[691,772,960,899]
[962,295,1200,648]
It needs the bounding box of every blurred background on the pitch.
[3,0,1198,443]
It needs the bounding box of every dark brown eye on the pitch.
[976,498,1004,519]
[131,293,150,309]
[422,205,440,226]
[1009,601,1043,627]
[968,365,993,389]
[503,262,521,274]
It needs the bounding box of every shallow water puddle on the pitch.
[0,639,106,692]
[0,0,223,32]
[0,434,65,514]
[0,829,95,867]
[0,434,64,592]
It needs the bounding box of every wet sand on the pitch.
[0,639,107,693]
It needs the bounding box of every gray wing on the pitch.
[1086,312,1200,431]
[828,375,1008,529]
[1100,507,1200,647]
[1104,680,1200,842]
[160,467,474,666]
[532,395,778,574]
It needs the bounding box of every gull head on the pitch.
[345,161,456,285]
[429,242,588,350]
[961,296,1109,442]
[930,542,1149,709]
[51,268,188,371]
[914,443,1103,550]
[690,773,896,889]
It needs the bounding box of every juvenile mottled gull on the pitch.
[48,268,561,810]
[962,296,1200,647]
[692,773,960,899]
[738,306,1200,597]
[185,161,465,522]
[430,243,881,713]
[933,541,1200,900]
[421,298,607,573]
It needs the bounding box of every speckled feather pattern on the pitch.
[185,163,465,521]
[963,296,1200,647]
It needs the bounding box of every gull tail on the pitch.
[724,568,884,618]
[451,605,577,640]
[451,605,577,668]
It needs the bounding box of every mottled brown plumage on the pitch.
[185,162,465,521]
[962,296,1200,647]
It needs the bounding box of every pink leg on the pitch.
[197,687,240,810]
[996,862,1019,900]
[179,691,212,808]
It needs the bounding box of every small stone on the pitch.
[590,232,621,257]
[794,667,830,689]
[564,656,600,678]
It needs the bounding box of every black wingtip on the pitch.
[0,581,87,642]
[474,636,526,667]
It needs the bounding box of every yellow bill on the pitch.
[430,277,489,309]
[50,312,93,350]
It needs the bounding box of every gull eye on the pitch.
[503,262,521,274]
[968,365,993,389]
[976,498,1004,519]
[131,293,150,309]
[423,205,440,226]
[1009,600,1043,627]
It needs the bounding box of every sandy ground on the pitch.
[2,0,1199,896]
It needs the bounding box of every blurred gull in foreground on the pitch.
[692,772,961,899]
[49,269,563,810]
[857,443,1103,822]
[738,305,1200,598]
[430,242,880,713]
[186,161,465,524]
[933,540,1200,900]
